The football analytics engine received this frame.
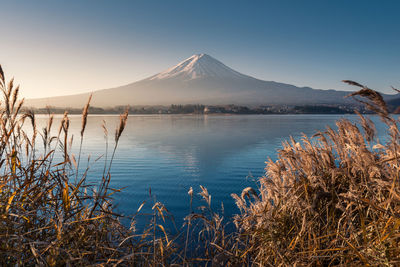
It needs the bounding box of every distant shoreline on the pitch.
[23,103,395,115]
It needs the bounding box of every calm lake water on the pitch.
[34,114,390,226]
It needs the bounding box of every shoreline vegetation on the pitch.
[25,102,400,115]
[1,65,400,266]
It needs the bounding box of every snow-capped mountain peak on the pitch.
[149,53,249,81]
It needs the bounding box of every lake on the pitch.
[34,114,390,227]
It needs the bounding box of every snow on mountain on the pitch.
[148,53,248,81]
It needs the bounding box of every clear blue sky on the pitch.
[1,0,399,97]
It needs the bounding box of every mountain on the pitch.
[26,54,395,108]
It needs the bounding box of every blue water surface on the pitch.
[33,114,391,227]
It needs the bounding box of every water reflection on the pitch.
[32,114,389,224]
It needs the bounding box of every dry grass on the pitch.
[0,65,148,266]
[1,64,400,266]
[232,81,400,266]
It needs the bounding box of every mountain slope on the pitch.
[26,54,395,108]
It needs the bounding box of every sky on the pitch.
[1,0,400,98]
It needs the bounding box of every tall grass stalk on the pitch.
[75,93,92,183]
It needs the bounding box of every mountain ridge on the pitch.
[26,54,396,108]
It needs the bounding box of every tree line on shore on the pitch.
[25,102,391,115]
